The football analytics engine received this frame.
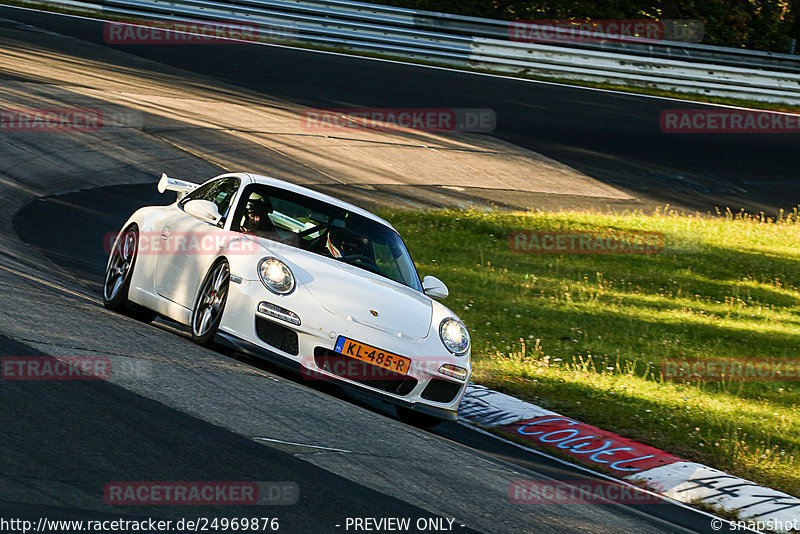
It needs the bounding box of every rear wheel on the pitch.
[191,260,230,346]
[395,406,443,429]
[103,225,156,323]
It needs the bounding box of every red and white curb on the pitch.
[461,384,800,531]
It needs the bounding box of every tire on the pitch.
[103,224,156,323]
[191,260,230,346]
[395,406,443,429]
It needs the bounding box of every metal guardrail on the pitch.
[259,0,800,73]
[11,0,800,104]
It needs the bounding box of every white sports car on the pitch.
[103,172,471,426]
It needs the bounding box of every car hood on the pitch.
[253,239,433,339]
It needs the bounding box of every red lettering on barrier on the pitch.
[502,416,681,473]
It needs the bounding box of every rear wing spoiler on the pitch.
[157,173,199,200]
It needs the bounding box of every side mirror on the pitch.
[184,199,221,225]
[422,275,449,300]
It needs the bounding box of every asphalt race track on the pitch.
[11,182,721,533]
[4,7,800,214]
[0,6,788,533]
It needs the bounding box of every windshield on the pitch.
[232,184,422,291]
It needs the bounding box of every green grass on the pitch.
[380,206,800,497]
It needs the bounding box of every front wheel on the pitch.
[395,406,443,429]
[103,225,156,323]
[191,260,230,346]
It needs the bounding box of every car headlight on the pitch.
[439,318,470,355]
[258,257,295,295]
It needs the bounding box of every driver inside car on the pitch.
[324,227,368,260]
[239,195,277,237]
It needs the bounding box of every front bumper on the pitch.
[218,278,470,420]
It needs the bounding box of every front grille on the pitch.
[421,378,462,403]
[255,316,299,355]
[313,348,417,396]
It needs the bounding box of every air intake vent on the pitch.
[255,317,299,355]
[421,379,461,403]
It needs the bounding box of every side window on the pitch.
[181,177,240,225]
[181,180,216,205]
[207,178,239,222]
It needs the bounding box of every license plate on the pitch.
[334,337,412,376]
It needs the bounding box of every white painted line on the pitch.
[253,437,352,453]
